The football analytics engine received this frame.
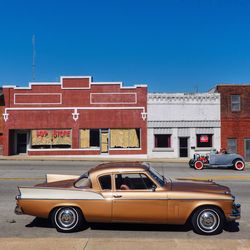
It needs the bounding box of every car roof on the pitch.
[89,162,150,175]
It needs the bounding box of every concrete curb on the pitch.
[0,238,249,250]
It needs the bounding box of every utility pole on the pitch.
[32,34,36,81]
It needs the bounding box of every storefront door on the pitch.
[101,130,109,153]
[245,139,250,162]
[179,137,189,157]
[16,132,28,154]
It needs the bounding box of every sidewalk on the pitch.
[0,155,190,163]
[0,238,249,250]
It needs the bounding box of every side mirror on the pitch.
[152,185,157,192]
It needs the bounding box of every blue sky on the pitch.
[1,0,250,92]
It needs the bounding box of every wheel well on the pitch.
[186,205,225,225]
[232,158,243,164]
[49,206,85,221]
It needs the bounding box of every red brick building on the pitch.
[0,89,4,154]
[216,85,250,161]
[2,76,147,157]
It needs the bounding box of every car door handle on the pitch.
[113,195,122,198]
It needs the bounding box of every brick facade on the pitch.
[216,85,250,161]
[2,76,147,156]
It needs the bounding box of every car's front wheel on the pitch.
[51,206,85,233]
[233,159,245,171]
[191,206,224,235]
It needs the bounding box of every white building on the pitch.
[147,93,221,158]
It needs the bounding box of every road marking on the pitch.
[180,175,250,181]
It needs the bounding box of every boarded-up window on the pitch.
[31,129,71,148]
[51,130,71,145]
[80,129,100,148]
[80,129,90,148]
[32,130,52,145]
[110,129,140,148]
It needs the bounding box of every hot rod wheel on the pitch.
[233,159,245,171]
[189,159,195,168]
[194,161,204,170]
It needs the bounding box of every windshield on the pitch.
[148,167,165,187]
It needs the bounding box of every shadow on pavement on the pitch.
[25,218,240,234]
[90,223,192,232]
[25,217,53,228]
[223,221,240,233]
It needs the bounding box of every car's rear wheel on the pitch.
[191,206,224,235]
[194,160,204,170]
[233,160,245,171]
[189,159,194,168]
[51,206,85,233]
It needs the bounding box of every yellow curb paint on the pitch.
[181,175,250,181]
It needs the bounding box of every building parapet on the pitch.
[148,93,220,104]
[148,120,221,128]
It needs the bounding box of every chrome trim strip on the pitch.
[19,198,232,201]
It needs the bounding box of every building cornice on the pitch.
[148,93,220,104]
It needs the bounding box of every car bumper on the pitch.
[227,203,241,221]
[14,205,23,215]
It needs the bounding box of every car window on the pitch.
[115,173,155,190]
[74,177,92,189]
[99,175,112,190]
[148,167,165,187]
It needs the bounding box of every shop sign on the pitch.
[52,130,71,137]
[200,135,209,143]
[32,129,71,146]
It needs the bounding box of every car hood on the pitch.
[171,179,230,194]
[35,179,76,188]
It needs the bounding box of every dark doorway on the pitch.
[179,137,189,157]
[17,133,28,154]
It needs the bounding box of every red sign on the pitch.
[200,135,209,143]
[36,130,70,137]
[36,130,49,137]
[53,130,70,137]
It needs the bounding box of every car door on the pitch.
[112,172,167,223]
[215,154,233,165]
[91,174,113,222]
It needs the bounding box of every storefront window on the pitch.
[80,129,100,148]
[154,134,171,148]
[196,134,213,148]
[31,129,72,149]
[110,129,140,148]
[227,138,237,153]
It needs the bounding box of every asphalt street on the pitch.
[0,160,249,241]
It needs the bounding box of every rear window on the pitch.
[74,172,92,188]
[74,177,92,188]
[99,175,112,190]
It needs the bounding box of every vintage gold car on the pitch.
[15,162,241,235]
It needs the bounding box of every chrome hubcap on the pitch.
[198,210,219,232]
[58,209,76,228]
